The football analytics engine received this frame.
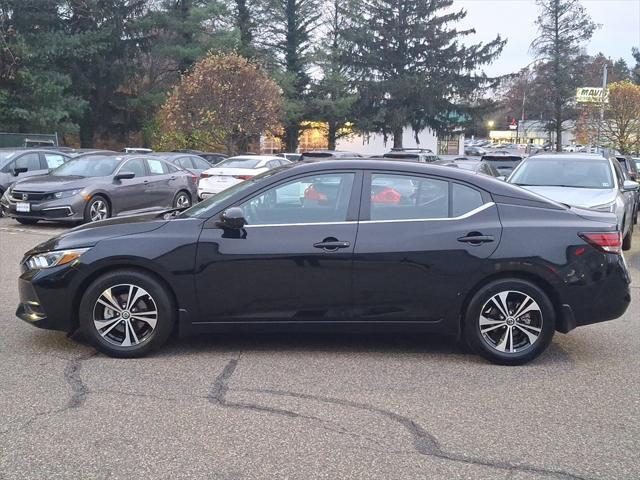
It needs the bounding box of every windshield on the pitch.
[51,156,122,177]
[510,158,614,189]
[0,151,18,163]
[216,158,261,169]
[180,169,281,218]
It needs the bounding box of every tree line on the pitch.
[0,0,638,153]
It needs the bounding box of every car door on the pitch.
[111,157,149,213]
[612,160,634,230]
[352,171,502,323]
[146,158,180,207]
[8,152,44,181]
[194,171,361,323]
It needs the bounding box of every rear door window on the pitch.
[147,158,168,175]
[452,183,484,217]
[369,174,449,220]
[44,153,67,169]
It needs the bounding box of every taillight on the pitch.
[188,175,198,184]
[200,172,211,178]
[579,232,622,254]
[233,175,253,180]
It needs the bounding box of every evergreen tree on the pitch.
[341,0,505,148]
[531,0,598,151]
[309,0,356,150]
[234,0,256,58]
[632,48,640,84]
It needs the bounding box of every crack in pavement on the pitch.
[210,358,590,480]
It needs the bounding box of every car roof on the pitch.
[525,153,608,161]
[223,155,282,161]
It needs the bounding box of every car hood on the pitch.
[13,175,92,192]
[520,186,616,208]
[26,213,169,255]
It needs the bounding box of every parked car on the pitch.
[615,156,638,181]
[300,150,362,160]
[276,153,302,162]
[0,149,71,201]
[150,152,212,177]
[69,149,118,158]
[614,157,639,225]
[122,147,153,154]
[0,154,197,224]
[464,146,487,156]
[16,159,631,364]
[435,158,502,178]
[172,149,227,165]
[508,154,638,250]
[383,150,440,162]
[480,152,525,176]
[197,155,291,199]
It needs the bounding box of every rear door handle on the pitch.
[313,240,351,251]
[457,234,494,244]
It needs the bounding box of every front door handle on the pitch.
[457,234,494,244]
[314,239,351,251]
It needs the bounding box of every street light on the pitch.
[487,120,495,128]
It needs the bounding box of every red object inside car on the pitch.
[304,184,328,202]
[372,188,401,204]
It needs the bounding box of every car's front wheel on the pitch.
[173,190,191,209]
[79,270,176,358]
[463,278,555,365]
[84,195,110,223]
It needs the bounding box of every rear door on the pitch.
[352,171,502,323]
[145,158,177,208]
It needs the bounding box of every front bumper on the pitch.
[16,262,85,332]
[1,194,85,222]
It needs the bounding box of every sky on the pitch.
[454,0,640,76]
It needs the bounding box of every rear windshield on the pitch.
[216,158,261,169]
[510,158,614,189]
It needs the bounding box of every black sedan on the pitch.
[16,160,630,364]
[1,154,197,224]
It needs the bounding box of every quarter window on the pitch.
[369,174,448,220]
[240,173,355,225]
[452,183,484,217]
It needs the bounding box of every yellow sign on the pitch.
[576,87,608,104]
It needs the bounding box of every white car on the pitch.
[197,155,290,199]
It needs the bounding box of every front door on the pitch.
[111,158,150,213]
[352,172,502,323]
[194,171,361,323]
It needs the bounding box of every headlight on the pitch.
[50,188,83,200]
[590,202,616,213]
[25,248,89,270]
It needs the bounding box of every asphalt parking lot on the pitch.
[0,217,638,480]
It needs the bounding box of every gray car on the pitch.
[0,149,71,198]
[508,153,639,250]
[0,154,197,225]
[150,152,213,177]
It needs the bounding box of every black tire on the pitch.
[622,223,633,251]
[463,278,555,365]
[79,269,176,358]
[173,190,191,209]
[16,218,38,225]
[83,195,110,223]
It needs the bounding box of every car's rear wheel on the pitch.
[173,190,191,209]
[622,222,633,251]
[79,270,175,358]
[16,218,38,225]
[84,195,110,223]
[463,279,555,365]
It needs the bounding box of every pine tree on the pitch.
[531,0,598,151]
[341,0,505,148]
[632,48,640,84]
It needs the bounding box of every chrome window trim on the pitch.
[243,202,495,228]
[361,202,495,224]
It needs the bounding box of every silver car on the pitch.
[508,154,639,250]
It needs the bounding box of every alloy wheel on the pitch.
[89,199,108,222]
[478,290,543,354]
[92,284,158,347]
[175,193,190,209]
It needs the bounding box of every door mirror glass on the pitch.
[623,180,639,191]
[217,207,246,229]
[12,167,28,176]
[114,171,136,181]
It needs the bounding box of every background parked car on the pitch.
[435,158,502,178]
[480,152,525,177]
[382,148,440,162]
[198,155,291,199]
[276,153,302,162]
[0,149,71,201]
[300,150,362,160]
[464,146,487,156]
[0,154,197,224]
[508,153,638,250]
[171,149,227,165]
[150,152,213,177]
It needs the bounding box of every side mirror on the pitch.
[622,180,639,191]
[114,171,136,181]
[12,167,28,177]
[217,207,246,229]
